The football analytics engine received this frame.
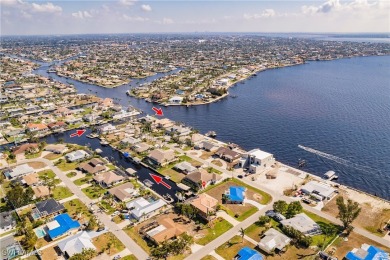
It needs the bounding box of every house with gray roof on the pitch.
[65,150,89,162]
[57,231,96,258]
[258,228,291,253]
[280,213,321,236]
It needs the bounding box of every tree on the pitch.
[286,201,303,218]
[321,224,337,250]
[6,183,34,208]
[273,200,288,215]
[336,197,361,229]
[69,248,97,260]
[86,216,98,231]
[258,216,271,226]
[239,227,245,243]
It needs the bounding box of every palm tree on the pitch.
[239,228,245,243]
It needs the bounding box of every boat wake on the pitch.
[298,145,380,174]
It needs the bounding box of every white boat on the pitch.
[100,140,109,146]
[324,171,338,180]
[95,148,103,154]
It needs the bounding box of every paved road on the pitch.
[13,158,149,260]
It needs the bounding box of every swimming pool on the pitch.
[34,227,46,238]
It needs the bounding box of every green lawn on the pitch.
[245,219,280,242]
[236,207,259,221]
[200,256,217,260]
[121,255,138,260]
[37,170,56,179]
[160,168,186,183]
[99,200,116,214]
[74,175,93,186]
[66,172,77,178]
[82,185,106,199]
[179,155,202,167]
[195,218,233,245]
[25,152,42,159]
[55,160,78,171]
[52,186,73,200]
[107,164,116,170]
[215,235,256,260]
[123,226,151,254]
[63,199,92,221]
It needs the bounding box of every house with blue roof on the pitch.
[345,244,389,260]
[234,247,263,260]
[223,186,246,204]
[46,213,80,240]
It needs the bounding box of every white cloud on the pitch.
[162,17,174,24]
[72,10,93,19]
[244,9,276,20]
[119,0,137,7]
[302,0,381,15]
[0,0,24,7]
[141,4,151,12]
[122,14,149,22]
[31,2,62,13]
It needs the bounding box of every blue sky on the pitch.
[1,0,389,35]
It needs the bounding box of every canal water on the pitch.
[5,54,390,200]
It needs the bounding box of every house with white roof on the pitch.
[65,150,89,162]
[126,197,167,221]
[238,148,275,173]
[5,164,35,179]
[280,213,321,236]
[300,181,337,201]
[57,231,96,258]
[258,228,291,254]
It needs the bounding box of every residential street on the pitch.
[12,158,149,260]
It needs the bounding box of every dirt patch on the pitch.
[322,191,390,236]
[40,246,60,260]
[200,151,215,160]
[27,161,46,169]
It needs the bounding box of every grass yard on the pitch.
[55,160,78,171]
[66,172,77,178]
[39,246,59,260]
[63,198,92,222]
[92,232,125,256]
[123,226,152,254]
[37,170,56,179]
[327,231,390,260]
[180,155,203,167]
[74,175,93,186]
[211,159,223,167]
[52,186,73,200]
[201,256,218,260]
[82,185,106,199]
[107,164,116,170]
[195,217,233,245]
[99,200,116,214]
[215,235,255,260]
[43,153,63,160]
[121,255,138,260]
[245,219,280,242]
[160,168,186,183]
[262,245,318,260]
[25,152,42,159]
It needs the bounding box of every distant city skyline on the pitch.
[1,0,389,36]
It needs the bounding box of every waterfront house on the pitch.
[126,197,167,221]
[44,144,67,154]
[11,143,39,155]
[93,171,124,188]
[223,186,246,204]
[166,125,192,136]
[121,136,141,146]
[55,107,73,117]
[169,96,183,104]
[96,123,116,134]
[199,141,220,152]
[182,169,222,191]
[300,181,336,201]
[239,149,275,174]
[32,198,65,220]
[234,247,263,260]
[26,123,49,135]
[46,213,81,240]
[173,161,197,174]
[47,121,66,131]
[108,182,138,202]
[147,149,176,167]
[345,244,389,260]
[145,217,186,244]
[258,228,291,254]
[98,98,113,109]
[5,164,35,179]
[132,142,151,153]
[154,118,174,129]
[65,150,89,162]
[215,147,241,163]
[57,231,96,258]
[78,158,106,174]
[0,211,16,233]
[188,193,218,221]
[280,213,321,236]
